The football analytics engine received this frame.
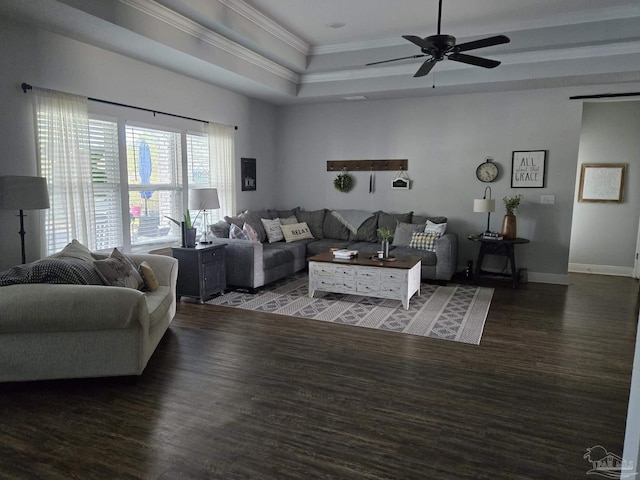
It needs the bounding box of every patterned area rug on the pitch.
[207,273,494,345]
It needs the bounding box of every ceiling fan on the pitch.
[366,0,510,78]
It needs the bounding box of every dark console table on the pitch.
[468,235,530,288]
[172,243,226,303]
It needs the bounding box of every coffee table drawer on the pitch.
[310,263,355,278]
[380,270,405,284]
[379,283,404,296]
[311,276,354,292]
[356,281,379,295]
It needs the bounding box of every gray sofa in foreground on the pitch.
[210,209,458,290]
[0,253,178,382]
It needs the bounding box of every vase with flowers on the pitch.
[376,227,393,259]
[501,194,523,239]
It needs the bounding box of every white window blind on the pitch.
[126,125,183,246]
[89,118,122,251]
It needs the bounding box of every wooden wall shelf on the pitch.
[327,159,408,172]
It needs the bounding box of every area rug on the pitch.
[207,273,494,345]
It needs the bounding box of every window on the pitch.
[126,124,183,247]
[32,89,235,256]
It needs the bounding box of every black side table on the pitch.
[468,235,530,288]
[172,243,226,303]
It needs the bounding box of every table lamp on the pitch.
[189,188,220,244]
[473,186,495,235]
[0,175,50,264]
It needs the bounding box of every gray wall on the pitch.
[0,17,278,270]
[569,101,640,276]
[275,90,586,283]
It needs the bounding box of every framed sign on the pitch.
[241,157,256,191]
[578,163,626,203]
[511,150,547,188]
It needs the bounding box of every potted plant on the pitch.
[376,227,393,259]
[501,194,523,239]
[165,210,199,247]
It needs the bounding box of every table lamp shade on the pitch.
[188,188,220,210]
[0,176,50,210]
[473,198,495,213]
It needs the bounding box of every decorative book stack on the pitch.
[482,232,503,240]
[332,249,358,259]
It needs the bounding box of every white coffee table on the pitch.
[308,252,422,310]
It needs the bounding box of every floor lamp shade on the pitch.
[0,176,50,210]
[0,175,50,264]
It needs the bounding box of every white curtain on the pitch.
[207,122,236,219]
[31,88,95,255]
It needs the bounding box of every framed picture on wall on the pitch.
[241,157,256,191]
[511,150,547,188]
[578,163,626,203]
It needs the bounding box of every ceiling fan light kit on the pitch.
[366,0,510,78]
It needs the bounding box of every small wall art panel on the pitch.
[578,163,626,203]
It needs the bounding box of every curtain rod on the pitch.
[570,92,640,100]
[21,83,238,130]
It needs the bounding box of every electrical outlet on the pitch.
[540,194,555,204]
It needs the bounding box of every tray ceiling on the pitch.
[2,0,640,105]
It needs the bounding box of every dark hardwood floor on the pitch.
[1,273,638,479]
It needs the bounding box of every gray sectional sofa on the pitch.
[209,208,458,290]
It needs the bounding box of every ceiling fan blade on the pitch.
[414,58,437,77]
[455,35,510,53]
[366,54,426,67]
[448,53,500,68]
[402,35,432,49]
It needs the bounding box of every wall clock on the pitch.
[476,158,498,183]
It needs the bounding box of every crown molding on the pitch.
[119,0,299,83]
[312,4,640,56]
[302,41,640,84]
[218,0,309,55]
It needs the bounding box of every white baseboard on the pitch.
[568,263,634,277]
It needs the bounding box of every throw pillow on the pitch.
[261,218,284,243]
[392,222,425,247]
[210,220,230,239]
[377,211,413,241]
[138,261,159,292]
[271,207,300,219]
[225,210,267,242]
[229,223,250,240]
[55,239,95,264]
[279,215,298,225]
[409,232,440,251]
[424,220,447,236]
[280,222,314,242]
[349,212,380,243]
[295,209,326,239]
[93,248,145,290]
[323,211,351,241]
[243,222,259,242]
[0,258,104,286]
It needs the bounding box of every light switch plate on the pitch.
[540,194,555,204]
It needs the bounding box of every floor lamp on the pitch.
[0,176,50,264]
[473,186,495,235]
[188,188,220,244]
